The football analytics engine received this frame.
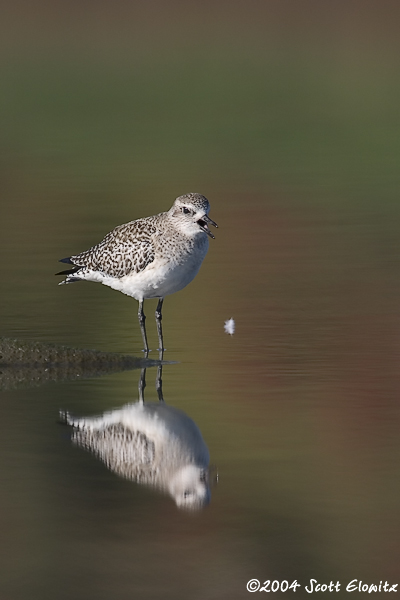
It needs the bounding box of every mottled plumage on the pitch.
[56,193,217,352]
[62,401,211,509]
[70,220,157,278]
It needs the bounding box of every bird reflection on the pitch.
[62,366,212,510]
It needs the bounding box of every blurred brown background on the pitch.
[1,2,400,599]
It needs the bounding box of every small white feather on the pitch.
[224,318,235,335]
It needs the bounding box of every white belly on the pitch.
[98,237,209,300]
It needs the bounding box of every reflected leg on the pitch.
[138,367,146,403]
[138,300,149,355]
[156,363,164,402]
[155,297,164,354]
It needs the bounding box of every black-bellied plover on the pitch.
[56,193,217,353]
[61,400,211,509]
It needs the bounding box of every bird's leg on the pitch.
[138,300,149,355]
[156,363,164,402]
[155,297,164,356]
[138,367,146,404]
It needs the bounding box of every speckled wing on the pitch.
[72,423,156,481]
[71,219,157,278]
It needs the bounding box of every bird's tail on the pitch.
[59,410,72,425]
[56,257,82,284]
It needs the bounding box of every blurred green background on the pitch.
[1,2,400,599]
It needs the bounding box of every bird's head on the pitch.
[168,464,211,510]
[169,193,218,239]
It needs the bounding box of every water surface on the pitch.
[1,3,400,598]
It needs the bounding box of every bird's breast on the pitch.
[101,234,209,300]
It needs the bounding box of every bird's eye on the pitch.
[184,489,192,498]
[182,207,190,214]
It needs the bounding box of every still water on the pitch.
[1,195,400,599]
[2,3,400,596]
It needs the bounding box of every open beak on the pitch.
[208,465,219,486]
[197,214,218,239]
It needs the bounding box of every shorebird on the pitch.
[61,400,211,509]
[56,193,217,353]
